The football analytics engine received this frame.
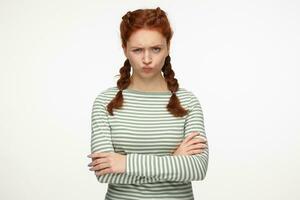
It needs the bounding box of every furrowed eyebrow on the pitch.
[130,44,163,49]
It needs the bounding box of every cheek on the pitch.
[126,56,138,67]
[128,55,140,64]
[158,56,167,67]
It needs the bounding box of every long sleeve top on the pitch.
[90,86,209,200]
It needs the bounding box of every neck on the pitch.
[128,74,168,92]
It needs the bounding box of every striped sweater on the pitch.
[90,86,209,200]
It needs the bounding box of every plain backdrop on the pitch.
[1,0,299,199]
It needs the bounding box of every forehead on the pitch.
[127,29,167,47]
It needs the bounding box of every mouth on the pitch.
[142,67,153,73]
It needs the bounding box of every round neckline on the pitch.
[124,88,172,95]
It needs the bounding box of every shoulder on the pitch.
[177,87,202,109]
[93,86,119,105]
[177,87,199,101]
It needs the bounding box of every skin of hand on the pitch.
[172,132,208,156]
[87,152,126,176]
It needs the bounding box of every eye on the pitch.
[133,49,142,52]
[152,47,161,52]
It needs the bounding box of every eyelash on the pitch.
[133,48,161,52]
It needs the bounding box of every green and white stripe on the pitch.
[90,86,209,200]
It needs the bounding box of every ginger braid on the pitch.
[106,59,131,115]
[162,55,188,117]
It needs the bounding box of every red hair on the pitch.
[107,7,188,117]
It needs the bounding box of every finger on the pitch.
[90,162,110,171]
[88,157,108,167]
[96,167,113,176]
[192,135,207,143]
[185,138,201,146]
[187,149,203,155]
[187,143,207,151]
[95,161,111,171]
[200,136,207,143]
[89,162,110,171]
[88,152,110,158]
[183,132,200,144]
[186,137,207,146]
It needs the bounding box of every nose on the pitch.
[142,50,152,64]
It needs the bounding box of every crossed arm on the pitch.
[90,93,209,184]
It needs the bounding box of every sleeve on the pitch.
[90,93,166,184]
[125,92,209,182]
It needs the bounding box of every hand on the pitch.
[87,152,126,176]
[172,132,207,156]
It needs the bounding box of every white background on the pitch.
[1,0,299,199]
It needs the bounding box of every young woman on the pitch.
[87,7,209,200]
